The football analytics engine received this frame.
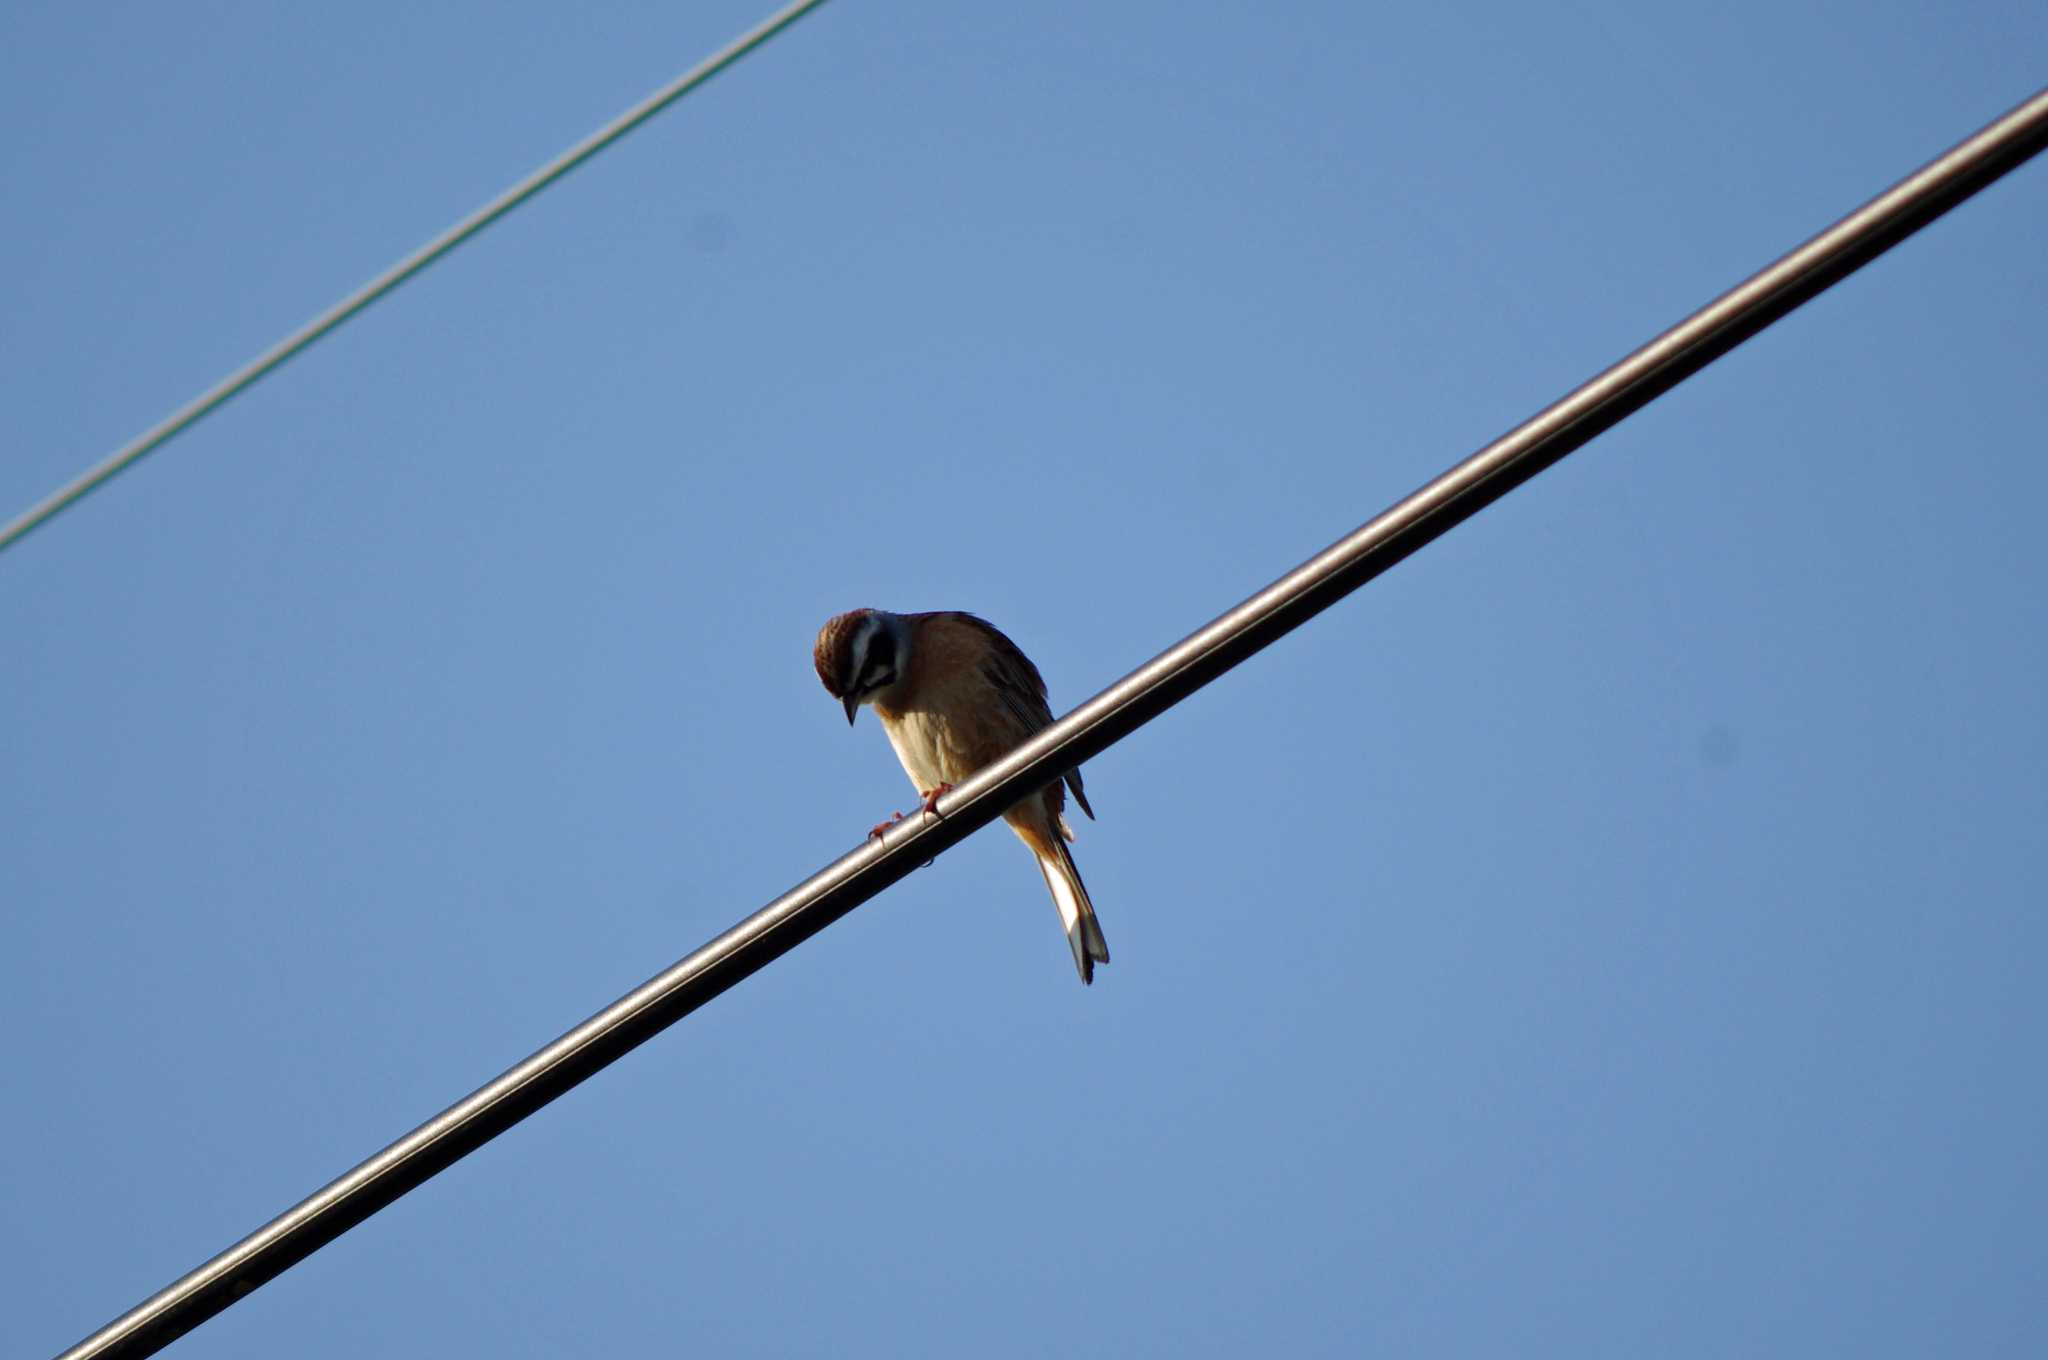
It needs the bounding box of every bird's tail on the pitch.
[1031,833,1110,986]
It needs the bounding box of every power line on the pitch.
[0,0,835,559]
[54,85,2048,1360]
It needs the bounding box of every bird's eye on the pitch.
[860,632,897,694]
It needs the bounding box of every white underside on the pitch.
[878,704,1082,937]
[880,708,953,795]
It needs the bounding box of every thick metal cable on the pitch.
[54,86,2048,1360]
[0,0,834,558]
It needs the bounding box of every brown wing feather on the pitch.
[919,612,1095,823]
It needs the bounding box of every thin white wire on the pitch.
[0,0,835,557]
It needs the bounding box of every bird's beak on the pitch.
[843,694,859,726]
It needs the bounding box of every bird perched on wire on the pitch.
[813,608,1111,985]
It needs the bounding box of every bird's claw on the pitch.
[869,784,955,842]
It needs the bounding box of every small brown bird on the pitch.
[813,608,1111,984]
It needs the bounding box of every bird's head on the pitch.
[814,608,906,725]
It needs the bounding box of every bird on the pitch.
[813,608,1111,984]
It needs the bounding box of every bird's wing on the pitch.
[940,612,1094,821]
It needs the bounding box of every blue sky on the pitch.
[6,3,2045,1356]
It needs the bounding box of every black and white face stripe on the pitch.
[832,611,902,725]
[848,613,898,697]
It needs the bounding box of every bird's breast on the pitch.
[876,704,973,793]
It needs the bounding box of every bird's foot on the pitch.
[868,810,908,841]
[918,783,956,819]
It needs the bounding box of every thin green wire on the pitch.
[0,0,834,557]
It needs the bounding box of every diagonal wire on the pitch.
[0,0,834,558]
[54,85,2048,1360]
